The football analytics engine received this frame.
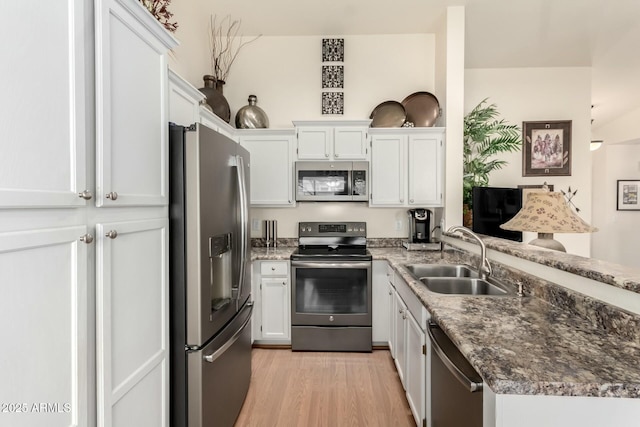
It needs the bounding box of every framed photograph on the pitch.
[518,184,554,206]
[617,180,640,211]
[522,120,572,177]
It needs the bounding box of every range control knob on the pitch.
[329,315,334,322]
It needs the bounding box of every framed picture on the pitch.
[617,180,640,211]
[518,184,554,206]
[522,121,572,177]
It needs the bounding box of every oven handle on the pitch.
[291,261,372,269]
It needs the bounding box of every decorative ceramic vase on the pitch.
[198,75,230,123]
[235,95,269,129]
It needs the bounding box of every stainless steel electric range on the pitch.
[290,222,372,352]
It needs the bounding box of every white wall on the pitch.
[465,67,593,256]
[251,204,443,239]
[591,142,640,268]
[441,6,465,231]
[170,31,436,128]
[592,105,640,145]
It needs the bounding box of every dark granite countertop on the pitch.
[250,246,640,398]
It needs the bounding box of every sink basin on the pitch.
[420,277,514,296]
[405,264,478,279]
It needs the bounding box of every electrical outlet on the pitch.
[395,220,403,231]
[251,218,261,231]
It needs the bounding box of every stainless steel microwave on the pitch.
[295,161,369,201]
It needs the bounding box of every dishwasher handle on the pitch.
[428,322,483,393]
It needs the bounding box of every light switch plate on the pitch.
[252,219,261,231]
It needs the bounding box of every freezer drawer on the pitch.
[186,302,253,427]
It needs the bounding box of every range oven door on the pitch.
[290,260,372,326]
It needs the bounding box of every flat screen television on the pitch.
[472,186,523,242]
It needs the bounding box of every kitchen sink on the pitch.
[404,264,478,279]
[420,277,514,296]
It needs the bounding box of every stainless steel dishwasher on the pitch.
[428,322,483,427]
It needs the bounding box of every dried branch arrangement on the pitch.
[140,0,178,33]
[209,15,261,82]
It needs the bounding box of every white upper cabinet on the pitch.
[0,1,87,208]
[370,133,406,205]
[168,68,205,127]
[370,128,445,207]
[95,0,177,207]
[408,133,443,206]
[293,120,371,160]
[239,129,296,206]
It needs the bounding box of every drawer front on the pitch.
[386,263,395,284]
[260,261,289,276]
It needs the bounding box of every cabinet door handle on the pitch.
[334,153,339,158]
[399,198,404,203]
[105,230,118,239]
[78,190,93,200]
[388,290,392,295]
[106,191,118,200]
[80,234,94,244]
[402,314,407,320]
[271,267,276,271]
[409,199,414,203]
[325,153,329,158]
[282,281,286,286]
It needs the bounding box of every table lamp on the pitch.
[500,190,597,252]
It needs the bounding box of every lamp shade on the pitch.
[500,192,597,233]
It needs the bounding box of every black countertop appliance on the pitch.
[408,208,433,243]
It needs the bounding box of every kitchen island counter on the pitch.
[371,247,640,399]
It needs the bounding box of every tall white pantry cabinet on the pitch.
[0,1,177,427]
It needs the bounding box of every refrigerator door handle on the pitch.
[235,155,249,303]
[203,303,252,364]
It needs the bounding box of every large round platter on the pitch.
[401,91,440,127]
[369,100,406,127]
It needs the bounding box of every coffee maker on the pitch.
[407,208,433,243]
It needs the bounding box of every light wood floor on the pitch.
[234,348,415,427]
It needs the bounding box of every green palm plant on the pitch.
[463,99,522,209]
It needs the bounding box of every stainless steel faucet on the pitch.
[447,226,492,279]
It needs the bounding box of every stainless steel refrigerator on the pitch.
[169,123,253,427]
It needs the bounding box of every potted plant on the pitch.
[463,99,522,226]
[139,0,178,33]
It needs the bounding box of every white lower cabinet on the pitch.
[385,262,428,427]
[387,267,396,357]
[394,290,408,387]
[372,260,391,345]
[406,310,426,426]
[95,217,169,427]
[0,225,88,427]
[252,261,291,343]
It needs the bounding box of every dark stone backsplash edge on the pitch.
[444,233,640,294]
[448,247,640,346]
